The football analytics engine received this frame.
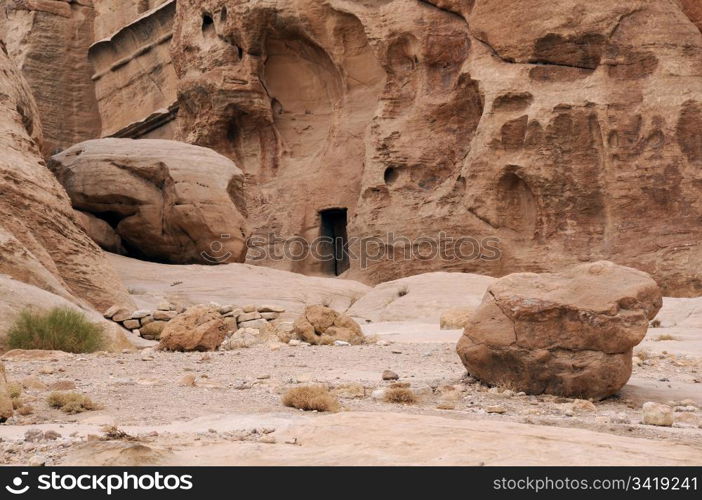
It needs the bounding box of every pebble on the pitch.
[382,370,399,381]
[333,341,351,346]
[486,405,507,414]
[288,340,301,346]
[642,402,673,426]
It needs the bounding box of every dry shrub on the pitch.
[47,392,100,414]
[282,385,340,412]
[649,319,661,328]
[655,334,677,341]
[101,425,136,441]
[17,405,34,416]
[8,307,104,353]
[7,382,22,400]
[384,387,417,404]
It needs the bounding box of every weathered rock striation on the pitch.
[168,0,702,295]
[0,44,133,311]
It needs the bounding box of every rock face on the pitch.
[456,261,662,399]
[293,305,364,345]
[0,44,133,312]
[166,0,702,295]
[1,0,101,155]
[90,0,178,139]
[49,139,249,264]
[0,362,13,422]
[158,305,228,351]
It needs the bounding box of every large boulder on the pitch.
[49,139,249,265]
[158,305,228,351]
[0,40,133,312]
[456,261,662,399]
[0,362,13,422]
[293,305,364,345]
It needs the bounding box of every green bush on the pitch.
[8,307,104,353]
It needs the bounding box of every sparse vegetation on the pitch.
[384,387,417,404]
[282,385,340,412]
[16,405,33,416]
[47,392,100,414]
[655,334,677,342]
[650,319,661,328]
[8,307,104,353]
[100,425,136,441]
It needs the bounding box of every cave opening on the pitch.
[202,13,214,33]
[319,208,350,276]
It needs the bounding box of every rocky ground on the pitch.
[0,326,700,466]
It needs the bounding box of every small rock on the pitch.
[43,430,61,441]
[333,383,365,399]
[256,374,271,380]
[642,402,674,426]
[28,455,46,467]
[103,305,121,319]
[157,301,172,311]
[261,312,279,321]
[140,315,155,326]
[48,380,76,391]
[486,405,507,414]
[334,340,351,346]
[238,319,268,329]
[288,339,301,346]
[242,305,256,313]
[376,340,390,346]
[179,374,197,387]
[258,305,285,313]
[571,399,597,412]
[371,388,388,401]
[673,412,700,428]
[153,310,177,321]
[39,365,54,375]
[123,319,141,330]
[382,370,399,381]
[219,305,235,314]
[674,405,698,413]
[24,429,44,442]
[436,402,456,410]
[238,311,262,322]
[130,310,151,320]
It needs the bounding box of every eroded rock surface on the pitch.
[169,0,702,295]
[1,0,101,155]
[50,139,249,265]
[0,45,132,312]
[456,261,662,399]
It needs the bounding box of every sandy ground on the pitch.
[0,255,700,466]
[0,329,700,466]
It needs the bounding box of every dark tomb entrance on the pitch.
[319,208,350,276]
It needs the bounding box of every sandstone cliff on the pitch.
[0,42,133,311]
[1,0,101,155]
[168,0,702,295]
